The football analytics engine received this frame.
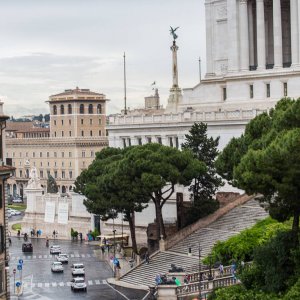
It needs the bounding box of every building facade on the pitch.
[108,0,300,149]
[6,88,108,196]
[0,101,14,300]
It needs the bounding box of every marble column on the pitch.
[205,2,214,75]
[273,0,283,68]
[290,0,299,65]
[256,0,266,70]
[248,0,255,66]
[239,0,250,71]
[298,0,300,64]
[227,0,240,72]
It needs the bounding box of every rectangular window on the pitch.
[157,137,162,144]
[40,162,42,167]
[54,162,57,167]
[26,152,28,157]
[62,161,64,167]
[81,131,84,136]
[40,152,42,158]
[40,170,43,178]
[266,83,271,98]
[98,118,102,125]
[47,162,50,167]
[137,137,142,145]
[147,137,152,144]
[54,120,56,126]
[61,152,64,158]
[54,132,57,137]
[175,137,179,149]
[82,151,85,158]
[81,119,84,125]
[0,224,4,253]
[69,119,71,125]
[54,152,57,158]
[62,171,65,179]
[61,120,64,125]
[250,84,254,99]
[99,130,101,136]
[169,137,173,147]
[47,152,49,158]
[0,184,2,209]
[69,131,72,136]
[69,161,72,167]
[69,152,72,157]
[54,171,57,178]
[90,119,93,125]
[122,138,126,148]
[91,151,94,157]
[223,87,227,101]
[284,82,288,97]
[127,138,131,146]
[90,130,93,136]
[19,170,22,177]
[69,171,73,179]
[47,170,50,177]
[62,131,64,137]
[33,152,35,158]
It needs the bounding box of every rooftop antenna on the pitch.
[123,52,127,115]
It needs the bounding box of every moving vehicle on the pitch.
[12,198,22,203]
[71,263,85,276]
[51,262,64,273]
[56,253,69,264]
[70,277,87,292]
[50,245,61,254]
[22,242,33,253]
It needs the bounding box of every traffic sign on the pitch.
[19,259,23,265]
[17,264,22,271]
[16,282,21,287]
[13,269,16,274]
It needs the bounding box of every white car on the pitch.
[7,209,16,216]
[12,198,22,203]
[51,262,63,273]
[70,277,87,292]
[50,245,61,254]
[71,263,85,276]
[56,253,69,264]
[9,209,21,215]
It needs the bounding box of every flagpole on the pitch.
[123,52,127,115]
[199,57,202,82]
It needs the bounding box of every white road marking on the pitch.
[45,283,50,288]
[102,280,107,284]
[43,255,47,258]
[87,254,91,257]
[37,283,43,288]
[81,254,85,258]
[32,283,36,288]
[66,282,72,286]
[88,280,93,285]
[70,254,74,258]
[95,280,100,285]
[52,282,57,287]
[38,255,42,258]
[75,254,80,258]
[59,282,64,287]
[33,255,36,259]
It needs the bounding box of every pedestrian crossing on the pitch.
[19,279,107,289]
[9,253,96,261]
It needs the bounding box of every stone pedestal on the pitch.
[157,285,177,300]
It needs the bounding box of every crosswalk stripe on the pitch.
[37,283,43,288]
[52,282,57,287]
[88,280,93,285]
[102,280,107,284]
[70,254,74,258]
[38,255,42,258]
[32,283,36,288]
[95,280,100,285]
[23,283,28,288]
[66,282,71,286]
[43,255,47,258]
[87,254,91,257]
[45,283,49,288]
[75,254,80,258]
[59,282,64,287]
[81,254,85,258]
[33,255,36,259]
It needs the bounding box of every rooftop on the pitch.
[49,87,107,101]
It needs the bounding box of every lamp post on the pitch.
[113,229,116,257]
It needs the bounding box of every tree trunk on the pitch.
[292,209,299,246]
[154,196,161,245]
[158,205,166,239]
[128,211,138,254]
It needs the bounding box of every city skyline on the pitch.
[0,0,205,117]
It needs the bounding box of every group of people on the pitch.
[30,228,42,237]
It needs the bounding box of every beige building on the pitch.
[6,87,108,196]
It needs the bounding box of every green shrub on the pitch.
[70,228,78,238]
[90,228,100,239]
[283,278,300,300]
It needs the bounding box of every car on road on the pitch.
[51,262,64,273]
[50,245,61,254]
[56,253,69,264]
[70,277,87,292]
[71,263,85,276]
[12,198,23,203]
[7,211,12,218]
[22,242,33,252]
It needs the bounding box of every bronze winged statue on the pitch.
[170,26,179,40]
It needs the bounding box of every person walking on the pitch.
[219,263,224,277]
[145,251,150,264]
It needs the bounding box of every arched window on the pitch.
[97,104,102,114]
[53,105,57,115]
[80,104,84,114]
[88,104,93,114]
[60,105,64,114]
[68,104,72,114]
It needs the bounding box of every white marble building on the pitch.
[108,0,300,150]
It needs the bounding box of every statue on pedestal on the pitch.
[47,174,58,194]
[27,167,41,189]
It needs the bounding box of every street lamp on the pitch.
[113,229,116,257]
[198,243,202,300]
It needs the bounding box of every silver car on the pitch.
[56,253,69,264]
[50,245,61,254]
[51,262,63,273]
[70,277,87,292]
[71,263,85,276]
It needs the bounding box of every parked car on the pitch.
[12,198,22,203]
[22,242,33,253]
[51,262,64,273]
[7,209,16,216]
[56,254,69,264]
[71,263,85,276]
[70,277,87,292]
[50,245,61,254]
[7,211,12,218]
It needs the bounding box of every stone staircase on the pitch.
[119,197,268,288]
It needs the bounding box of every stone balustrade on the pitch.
[108,108,267,126]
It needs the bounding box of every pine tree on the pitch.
[47,174,58,193]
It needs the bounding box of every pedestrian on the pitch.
[219,263,224,277]
[145,251,150,264]
[101,246,105,254]
[173,276,181,286]
[53,230,56,238]
[36,230,39,238]
[183,274,190,291]
[155,274,162,286]
[8,237,12,246]
[103,237,107,245]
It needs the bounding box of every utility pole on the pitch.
[123,52,127,115]
[199,57,202,82]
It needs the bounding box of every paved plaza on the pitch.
[8,237,147,300]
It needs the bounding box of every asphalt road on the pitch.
[8,237,147,300]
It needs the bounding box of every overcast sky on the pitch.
[0,0,206,117]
